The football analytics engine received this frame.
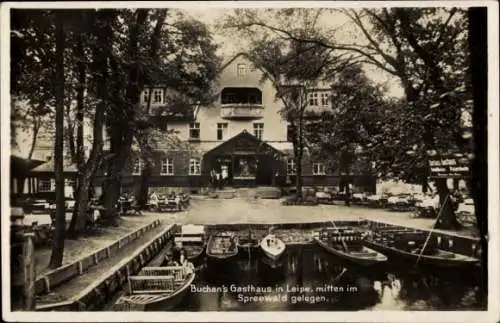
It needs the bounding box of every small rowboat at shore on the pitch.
[237,230,260,256]
[260,234,286,262]
[206,232,239,262]
[113,265,195,311]
[171,225,206,265]
[314,227,387,266]
[364,230,479,268]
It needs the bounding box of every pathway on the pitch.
[147,197,479,238]
[33,222,167,307]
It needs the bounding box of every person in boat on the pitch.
[171,242,184,265]
[267,236,276,248]
[163,254,179,266]
[179,249,195,274]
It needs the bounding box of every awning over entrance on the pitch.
[204,130,286,158]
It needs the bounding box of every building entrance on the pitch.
[202,130,285,188]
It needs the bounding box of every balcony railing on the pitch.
[220,103,264,119]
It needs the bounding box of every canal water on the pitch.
[172,244,485,311]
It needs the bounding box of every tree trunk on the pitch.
[295,153,303,201]
[294,108,305,201]
[103,130,134,224]
[49,14,66,269]
[17,177,26,194]
[103,177,122,226]
[67,73,106,237]
[136,90,154,208]
[27,120,39,160]
[75,38,86,170]
[421,176,430,193]
[137,165,152,208]
[434,178,461,230]
[67,33,88,235]
[101,10,148,221]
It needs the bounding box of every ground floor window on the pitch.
[189,158,201,175]
[39,179,54,192]
[287,158,296,175]
[312,163,326,175]
[161,158,174,175]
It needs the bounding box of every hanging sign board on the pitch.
[429,154,471,178]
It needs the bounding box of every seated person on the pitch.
[149,192,159,207]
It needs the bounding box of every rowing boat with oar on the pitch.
[260,234,286,261]
[206,231,239,263]
[364,230,479,268]
[314,227,387,266]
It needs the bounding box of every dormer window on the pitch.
[237,64,246,77]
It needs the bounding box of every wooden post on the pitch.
[23,232,36,310]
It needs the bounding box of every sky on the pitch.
[180,7,406,98]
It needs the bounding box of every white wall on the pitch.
[193,54,288,142]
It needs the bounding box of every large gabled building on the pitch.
[15,53,376,196]
[119,53,376,194]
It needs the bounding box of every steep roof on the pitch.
[30,160,78,173]
[11,155,45,178]
[218,52,258,74]
[204,130,285,157]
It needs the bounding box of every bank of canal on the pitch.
[102,221,485,311]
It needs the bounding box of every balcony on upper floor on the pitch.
[220,87,264,120]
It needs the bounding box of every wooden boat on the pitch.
[113,265,195,311]
[206,232,239,262]
[237,230,260,256]
[364,230,480,268]
[171,225,206,265]
[314,227,387,266]
[260,234,286,261]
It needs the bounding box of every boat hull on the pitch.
[238,242,260,257]
[143,288,189,311]
[206,234,239,265]
[262,248,285,261]
[364,240,479,268]
[314,237,387,266]
[260,234,286,263]
[114,272,195,311]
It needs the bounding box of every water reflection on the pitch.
[173,244,485,311]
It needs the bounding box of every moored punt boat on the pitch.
[113,265,195,311]
[237,230,260,256]
[260,234,286,261]
[364,231,480,268]
[206,232,239,263]
[314,227,387,266]
[172,225,206,265]
[238,237,260,255]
